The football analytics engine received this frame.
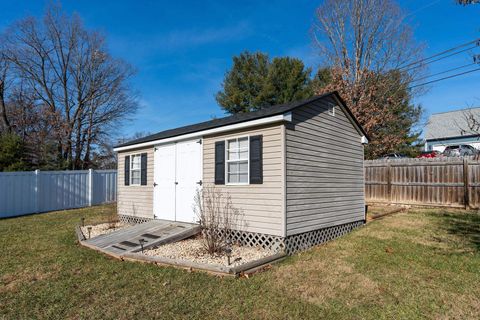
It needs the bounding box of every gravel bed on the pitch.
[144,237,275,267]
[81,222,132,239]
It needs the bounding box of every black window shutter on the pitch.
[124,156,130,186]
[214,141,225,185]
[140,153,148,186]
[250,135,263,184]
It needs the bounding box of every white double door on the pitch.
[153,139,202,223]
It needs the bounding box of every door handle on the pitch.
[175,182,178,185]
[196,180,203,186]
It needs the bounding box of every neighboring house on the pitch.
[113,92,369,253]
[424,107,480,152]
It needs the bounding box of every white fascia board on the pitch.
[361,136,368,144]
[113,113,291,152]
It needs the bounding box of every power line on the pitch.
[401,45,478,72]
[404,0,441,19]
[411,63,475,83]
[409,67,480,89]
[398,38,479,70]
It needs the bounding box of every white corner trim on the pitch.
[361,136,369,144]
[114,113,291,152]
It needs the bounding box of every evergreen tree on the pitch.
[311,67,333,90]
[259,57,313,106]
[0,133,28,171]
[216,51,312,114]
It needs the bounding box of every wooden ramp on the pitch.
[84,220,201,255]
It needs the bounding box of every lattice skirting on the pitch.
[216,220,363,254]
[214,229,286,253]
[284,220,364,254]
[117,215,363,254]
[118,214,153,224]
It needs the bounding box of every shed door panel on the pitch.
[153,144,176,220]
[175,139,202,223]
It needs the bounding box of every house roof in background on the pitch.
[425,107,480,140]
[115,91,368,149]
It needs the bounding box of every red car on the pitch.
[416,151,439,158]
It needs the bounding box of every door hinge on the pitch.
[196,180,203,186]
[153,182,158,187]
[197,139,202,144]
[154,147,158,151]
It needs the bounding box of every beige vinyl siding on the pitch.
[203,123,285,237]
[285,96,365,236]
[117,147,154,219]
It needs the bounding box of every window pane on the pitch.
[238,161,248,173]
[227,162,239,173]
[228,173,238,183]
[239,150,248,160]
[227,150,238,161]
[238,137,248,148]
[228,139,238,150]
[238,173,248,183]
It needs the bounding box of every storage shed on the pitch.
[113,91,368,253]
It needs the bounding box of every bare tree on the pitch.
[312,0,425,158]
[0,51,12,132]
[313,0,424,85]
[460,105,480,136]
[2,5,138,169]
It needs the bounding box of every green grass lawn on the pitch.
[1,205,479,319]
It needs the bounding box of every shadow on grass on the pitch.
[436,210,480,251]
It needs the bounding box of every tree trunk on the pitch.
[73,116,84,169]
[82,109,95,169]
[0,82,11,133]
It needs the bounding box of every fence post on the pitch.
[35,169,40,213]
[88,169,93,207]
[463,158,469,209]
[387,162,392,202]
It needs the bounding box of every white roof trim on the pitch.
[361,136,368,144]
[114,113,291,152]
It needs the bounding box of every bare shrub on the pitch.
[193,184,241,255]
[105,204,119,229]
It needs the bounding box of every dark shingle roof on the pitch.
[116,91,367,148]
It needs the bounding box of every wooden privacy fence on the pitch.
[0,169,117,218]
[365,157,480,209]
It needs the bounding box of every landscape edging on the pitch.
[76,227,286,276]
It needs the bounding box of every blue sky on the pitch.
[1,0,479,137]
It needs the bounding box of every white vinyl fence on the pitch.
[0,169,117,218]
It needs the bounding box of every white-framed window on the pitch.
[226,136,249,184]
[130,154,142,185]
